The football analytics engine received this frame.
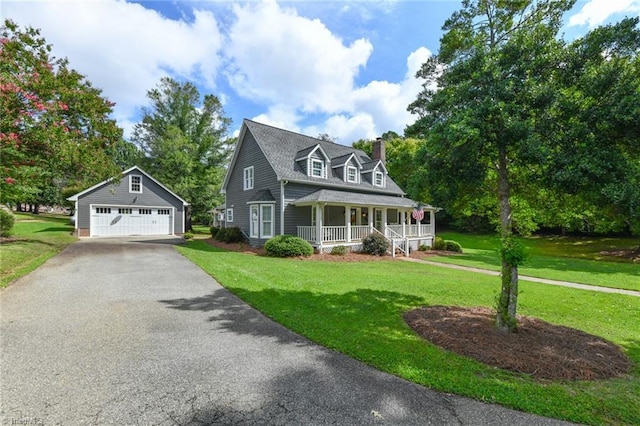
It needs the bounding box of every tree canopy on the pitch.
[407,0,590,331]
[132,77,233,224]
[407,6,640,238]
[1,19,122,208]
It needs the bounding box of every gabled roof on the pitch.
[222,119,404,195]
[248,189,276,203]
[331,152,362,169]
[67,165,189,206]
[361,160,387,174]
[295,144,329,162]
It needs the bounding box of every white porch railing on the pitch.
[322,226,346,242]
[386,224,433,237]
[297,226,316,242]
[351,225,371,241]
[297,223,432,244]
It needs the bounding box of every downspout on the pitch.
[74,200,78,234]
[280,180,288,235]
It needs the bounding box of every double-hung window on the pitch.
[261,205,273,238]
[226,208,234,223]
[249,203,274,238]
[130,175,142,193]
[347,166,357,183]
[243,166,254,190]
[311,159,325,178]
[374,171,384,187]
[250,205,259,238]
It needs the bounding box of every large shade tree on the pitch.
[408,1,640,331]
[132,77,233,225]
[1,19,122,209]
[547,18,640,235]
[406,0,575,332]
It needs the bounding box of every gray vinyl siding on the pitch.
[76,170,185,233]
[333,165,344,181]
[225,129,281,245]
[296,158,307,175]
[283,182,318,236]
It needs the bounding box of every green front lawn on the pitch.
[0,213,77,287]
[178,241,640,426]
[434,232,640,291]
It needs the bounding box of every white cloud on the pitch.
[301,47,432,144]
[226,0,372,113]
[251,105,302,133]
[4,0,223,138]
[568,0,640,28]
[313,114,378,144]
[4,0,432,144]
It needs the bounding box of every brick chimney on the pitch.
[372,137,386,164]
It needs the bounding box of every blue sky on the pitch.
[3,0,640,145]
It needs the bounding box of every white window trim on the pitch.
[346,165,358,183]
[243,166,254,191]
[248,203,275,238]
[250,205,259,238]
[129,175,143,193]
[310,158,325,178]
[226,208,234,223]
[260,204,274,238]
[374,170,385,187]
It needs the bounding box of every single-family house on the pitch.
[67,165,189,237]
[221,119,437,254]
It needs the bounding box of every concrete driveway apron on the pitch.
[1,237,575,425]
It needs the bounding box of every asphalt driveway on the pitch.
[1,237,574,425]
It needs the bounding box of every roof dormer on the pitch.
[295,144,330,179]
[361,160,387,188]
[331,152,362,184]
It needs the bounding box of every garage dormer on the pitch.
[295,144,330,179]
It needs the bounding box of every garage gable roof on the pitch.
[66,166,189,206]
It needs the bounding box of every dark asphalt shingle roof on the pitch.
[248,189,276,202]
[244,119,404,195]
[291,189,419,208]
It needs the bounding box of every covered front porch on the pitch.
[291,190,436,256]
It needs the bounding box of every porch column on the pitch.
[345,205,351,242]
[315,204,323,250]
[430,210,435,235]
[402,210,407,238]
[368,206,374,233]
[382,208,388,237]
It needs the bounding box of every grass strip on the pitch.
[433,232,640,291]
[178,240,640,426]
[1,213,77,288]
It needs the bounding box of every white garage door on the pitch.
[90,206,173,237]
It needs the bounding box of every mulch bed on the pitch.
[404,305,632,381]
[203,238,633,381]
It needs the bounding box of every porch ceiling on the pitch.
[290,189,423,209]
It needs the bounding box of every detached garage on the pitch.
[67,166,189,237]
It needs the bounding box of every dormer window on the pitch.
[311,158,325,178]
[347,166,358,183]
[296,144,330,179]
[374,171,385,187]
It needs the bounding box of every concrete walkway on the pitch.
[402,258,640,297]
[0,237,575,425]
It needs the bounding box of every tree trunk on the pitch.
[496,146,519,332]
